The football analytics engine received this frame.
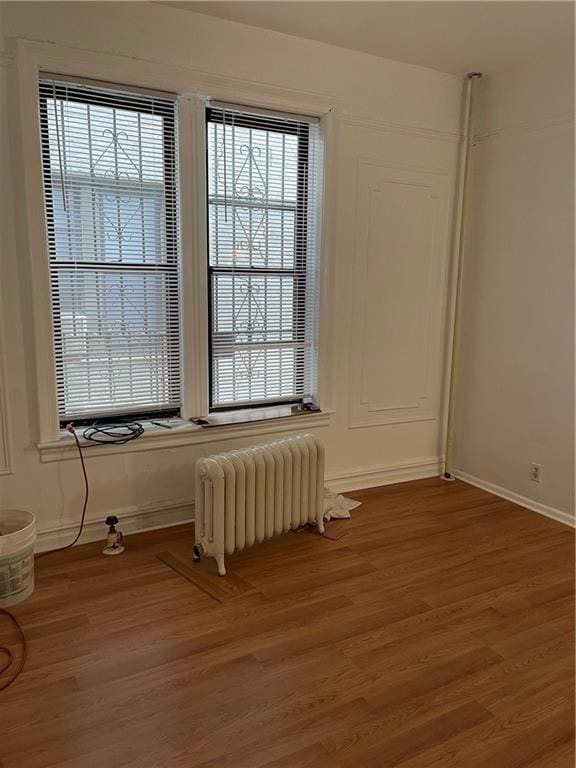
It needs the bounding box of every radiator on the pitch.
[193,434,325,575]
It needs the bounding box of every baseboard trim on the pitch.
[451,469,575,529]
[33,462,574,552]
[35,457,444,550]
[325,457,442,494]
[35,498,194,552]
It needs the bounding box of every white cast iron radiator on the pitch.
[193,434,325,575]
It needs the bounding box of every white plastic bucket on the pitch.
[0,510,36,607]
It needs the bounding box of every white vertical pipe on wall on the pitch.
[441,72,483,479]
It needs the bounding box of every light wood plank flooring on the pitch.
[0,478,573,767]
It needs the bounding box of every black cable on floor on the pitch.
[0,608,28,692]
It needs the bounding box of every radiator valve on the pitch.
[103,515,124,556]
[192,542,206,562]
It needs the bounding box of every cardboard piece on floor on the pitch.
[157,550,256,603]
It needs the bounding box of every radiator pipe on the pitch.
[441,72,483,481]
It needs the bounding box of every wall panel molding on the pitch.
[0,209,12,475]
[0,58,10,473]
[326,456,441,493]
[342,112,463,144]
[0,343,11,475]
[348,159,452,429]
[474,114,574,144]
[0,51,14,69]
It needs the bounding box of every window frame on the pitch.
[16,40,337,449]
[38,80,181,425]
[205,105,315,412]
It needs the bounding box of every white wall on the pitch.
[0,2,462,545]
[452,54,575,523]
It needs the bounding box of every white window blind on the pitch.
[39,77,180,422]
[206,103,322,410]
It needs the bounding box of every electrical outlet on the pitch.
[530,463,542,483]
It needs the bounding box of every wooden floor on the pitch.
[1,478,574,768]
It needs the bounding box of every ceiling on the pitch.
[160,1,574,76]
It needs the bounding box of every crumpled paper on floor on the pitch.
[323,489,361,521]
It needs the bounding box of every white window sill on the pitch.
[37,409,333,463]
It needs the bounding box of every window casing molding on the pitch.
[37,408,334,463]
[15,39,339,446]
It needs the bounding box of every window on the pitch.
[37,76,325,431]
[39,78,180,423]
[206,104,322,410]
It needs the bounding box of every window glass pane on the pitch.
[208,204,295,270]
[55,270,176,416]
[213,347,300,407]
[207,123,298,203]
[212,273,297,345]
